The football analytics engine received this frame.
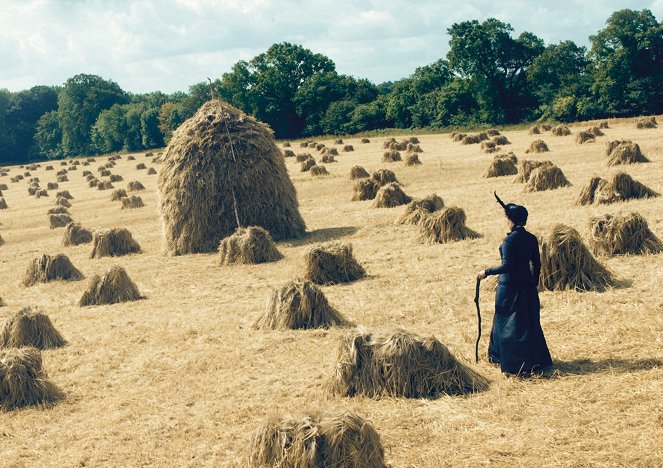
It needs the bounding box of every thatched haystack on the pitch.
[576,131,595,144]
[97,181,114,190]
[514,160,553,183]
[301,158,317,172]
[219,226,282,265]
[321,155,336,163]
[551,125,571,136]
[492,135,510,145]
[303,243,365,285]
[34,189,48,199]
[147,167,157,175]
[0,198,7,210]
[352,179,380,201]
[100,169,111,177]
[330,327,488,398]
[283,149,295,158]
[484,154,518,178]
[248,412,385,468]
[90,228,141,258]
[461,134,482,145]
[46,182,58,190]
[589,213,662,256]
[481,141,497,153]
[528,125,541,135]
[1,307,66,349]
[349,166,369,180]
[253,280,348,330]
[322,147,339,156]
[47,206,68,215]
[0,347,64,411]
[605,141,649,165]
[136,163,147,170]
[525,139,549,153]
[295,153,311,162]
[127,181,145,191]
[361,138,370,143]
[524,165,571,192]
[587,126,604,137]
[109,174,123,182]
[371,169,398,186]
[396,194,444,225]
[405,153,422,166]
[418,207,481,244]
[310,165,329,177]
[577,172,659,205]
[343,145,354,152]
[49,213,74,228]
[127,155,136,160]
[111,189,127,201]
[22,253,83,286]
[636,117,657,129]
[121,195,144,209]
[406,143,423,153]
[79,266,142,306]
[371,183,411,208]
[62,223,93,246]
[452,133,466,142]
[383,151,402,162]
[539,224,619,292]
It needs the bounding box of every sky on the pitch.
[0,0,661,94]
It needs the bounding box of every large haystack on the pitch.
[352,179,380,201]
[219,226,282,265]
[1,307,66,349]
[371,169,398,186]
[62,223,93,246]
[523,165,571,192]
[303,243,365,285]
[551,125,571,136]
[576,172,659,205]
[396,194,444,225]
[525,140,549,153]
[90,228,141,258]
[0,347,64,411]
[588,213,662,256]
[157,100,306,256]
[253,280,349,330]
[539,224,618,292]
[605,141,649,165]
[484,153,518,178]
[330,327,488,398]
[79,266,142,306]
[22,254,83,286]
[418,207,481,244]
[248,412,385,468]
[371,183,411,208]
[349,166,370,180]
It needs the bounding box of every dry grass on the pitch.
[418,207,481,244]
[396,194,445,226]
[588,213,662,256]
[371,183,411,208]
[22,253,83,286]
[62,223,93,247]
[219,226,282,265]
[1,307,67,349]
[303,243,365,285]
[79,266,142,306]
[90,228,141,258]
[523,164,572,192]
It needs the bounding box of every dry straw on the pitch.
[79,266,141,306]
[321,155,336,163]
[576,172,659,205]
[322,147,339,156]
[49,213,74,229]
[636,117,657,129]
[481,141,497,153]
[396,194,444,225]
[513,160,553,183]
[295,153,311,162]
[576,131,595,144]
[109,174,123,182]
[1,307,66,349]
[329,327,489,398]
[551,125,571,136]
[147,168,157,175]
[218,226,282,265]
[419,207,481,243]
[301,157,317,172]
[371,169,398,186]
[587,126,604,136]
[382,150,402,162]
[23,253,83,286]
[253,280,349,330]
[523,165,571,192]
[310,165,329,176]
[283,149,295,157]
[405,153,422,166]
[0,198,7,209]
[588,213,662,256]
[605,140,649,165]
[90,228,141,258]
[303,243,365,285]
[127,181,145,191]
[121,196,144,209]
[62,223,93,246]
[349,166,369,180]
[484,153,518,178]
[371,183,411,208]
[492,135,510,145]
[111,189,127,201]
[352,179,379,201]
[525,139,549,153]
[47,206,68,215]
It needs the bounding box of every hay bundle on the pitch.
[283,142,291,147]
[452,133,467,142]
[606,141,649,165]
[127,181,145,191]
[330,327,488,398]
[382,150,402,162]
[283,149,295,157]
[388,141,407,151]
[28,186,38,196]
[575,176,604,205]
[303,243,365,285]
[349,166,369,180]
[55,197,71,208]
[56,190,73,200]
[335,139,344,146]
[551,125,571,136]
[72,160,80,166]
[528,125,541,135]
[121,195,144,209]
[147,167,157,175]
[419,207,481,244]
[599,121,609,129]
[524,165,571,192]
[111,189,127,201]
[97,165,106,173]
[90,228,141,258]
[127,155,136,160]
[45,165,54,171]
[100,169,111,177]
[248,412,385,467]
[24,171,31,176]
[539,224,618,291]
[299,141,308,148]
[295,153,311,162]
[254,280,348,330]
[47,206,68,215]
[382,138,396,149]
[406,143,423,153]
[136,163,146,170]
[0,307,66,349]
[396,194,444,225]
[85,174,95,182]
[484,154,518,178]
[34,189,48,198]
[315,144,325,151]
[68,165,77,171]
[81,161,89,166]
[321,155,336,163]
[461,134,481,145]
[371,183,411,208]
[481,141,497,153]
[79,266,142,306]
[109,174,123,182]
[587,126,604,137]
[492,135,510,145]
[49,213,73,228]
[46,182,58,190]
[525,139,549,153]
[0,347,64,411]
[589,213,662,256]
[62,223,93,246]
[0,183,7,190]
[219,226,282,265]
[0,233,3,246]
[405,153,422,166]
[361,138,370,143]
[513,159,553,184]
[22,253,83,286]
[301,158,317,172]
[0,198,7,209]
[342,145,354,152]
[310,165,329,177]
[592,172,658,204]
[576,131,595,144]
[486,129,501,136]
[88,179,99,187]
[97,181,114,190]
[636,117,657,129]
[371,169,398,186]
[322,147,339,156]
[352,179,379,201]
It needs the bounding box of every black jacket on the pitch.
[486,226,540,287]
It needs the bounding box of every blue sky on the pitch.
[0,0,661,94]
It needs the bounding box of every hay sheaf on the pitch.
[529,125,541,135]
[636,117,657,129]
[551,125,571,136]
[589,213,662,256]
[109,174,123,182]
[127,181,145,191]
[576,131,596,144]
[295,153,311,162]
[382,151,402,162]
[349,166,370,180]
[303,243,365,285]
[157,100,306,255]
[329,327,489,398]
[310,165,329,176]
[247,412,385,468]
[1,307,66,349]
[371,183,411,208]
[351,179,380,201]
[121,196,144,209]
[371,169,398,186]
[525,139,549,153]
[90,228,141,258]
[405,153,422,166]
[523,165,571,192]
[343,145,354,152]
[492,135,510,145]
[0,198,7,209]
[396,194,444,225]
[481,141,497,153]
[321,155,336,163]
[253,280,349,330]
[605,141,649,165]
[22,253,83,286]
[484,154,518,178]
[110,189,127,201]
[539,224,619,292]
[47,206,68,215]
[419,207,481,244]
[514,160,553,183]
[79,266,142,306]
[147,167,157,175]
[49,214,74,229]
[283,149,295,157]
[322,147,339,156]
[0,347,64,411]
[361,138,370,143]
[218,226,282,265]
[587,126,604,137]
[300,158,317,172]
[62,223,93,246]
[576,173,659,205]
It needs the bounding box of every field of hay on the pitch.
[1,118,662,466]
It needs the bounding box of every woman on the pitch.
[477,194,552,375]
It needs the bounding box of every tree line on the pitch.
[0,8,660,164]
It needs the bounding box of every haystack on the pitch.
[361,138,370,143]
[452,133,466,142]
[577,173,659,205]
[28,186,38,196]
[121,196,144,209]
[147,167,157,175]
[88,179,99,187]
[110,189,127,201]
[587,126,604,137]
[371,183,411,208]
[575,176,604,205]
[301,158,316,172]
[605,141,649,165]
[127,181,145,191]
[492,135,510,145]
[283,142,291,147]
[47,206,68,215]
[387,141,407,151]
[636,117,657,129]
[382,138,396,149]
[97,181,114,190]
[109,174,123,182]
[0,198,6,210]
[100,169,111,177]
[253,280,348,330]
[85,174,95,181]
[34,189,48,199]
[136,163,146,170]
[46,182,58,190]
[551,125,571,136]
[49,213,74,228]
[484,154,518,178]
[349,166,369,179]
[371,169,398,186]
[62,223,93,246]
[79,266,142,306]
[523,165,571,192]
[248,412,385,468]
[0,347,64,411]
[22,253,83,286]
[303,243,365,285]
[599,121,609,129]
[576,131,595,144]
[330,327,488,398]
[90,228,141,258]
[0,233,4,246]
[310,165,329,177]
[396,194,444,225]
[315,144,326,151]
[1,307,66,349]
[321,155,336,163]
[351,179,379,201]
[529,125,541,135]
[405,153,422,166]
[295,153,311,162]
[283,150,295,157]
[45,165,54,171]
[322,147,339,156]
[481,141,497,153]
[383,151,402,162]
[343,145,354,152]
[127,155,136,160]
[406,143,423,153]
[514,160,553,183]
[589,213,662,256]
[418,207,481,244]
[0,183,7,190]
[525,139,549,153]
[461,134,481,145]
[218,226,282,265]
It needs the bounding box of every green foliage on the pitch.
[34,111,64,160]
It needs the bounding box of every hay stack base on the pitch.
[589,213,662,256]
[253,280,349,330]
[304,243,365,285]
[79,266,142,306]
[219,226,282,265]
[90,228,141,258]
[330,327,488,398]
[419,207,481,243]
[371,183,411,208]
[0,348,64,411]
[396,194,444,225]
[1,307,66,349]
[23,254,83,286]
[524,165,571,192]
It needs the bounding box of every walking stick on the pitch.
[474,278,481,363]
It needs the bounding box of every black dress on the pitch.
[485,226,552,374]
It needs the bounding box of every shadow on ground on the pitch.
[286,226,358,246]
[543,357,662,378]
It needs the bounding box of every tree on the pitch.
[34,111,64,160]
[140,107,163,149]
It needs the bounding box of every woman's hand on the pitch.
[477,270,487,281]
